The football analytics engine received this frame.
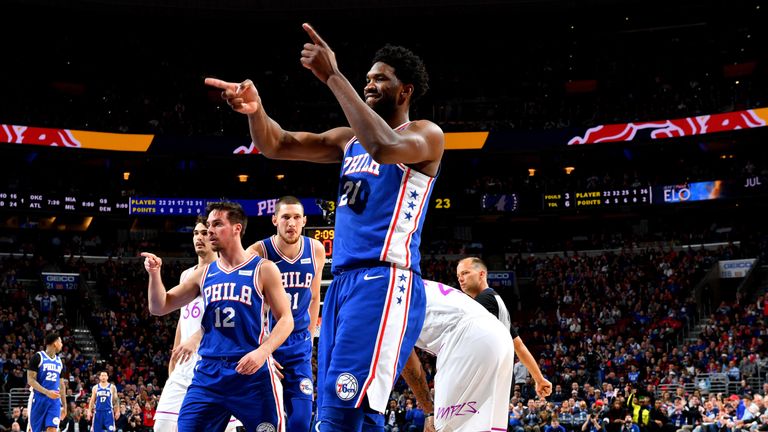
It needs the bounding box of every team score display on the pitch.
[304,227,335,259]
[542,192,571,209]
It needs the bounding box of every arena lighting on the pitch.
[276,174,285,180]
[123,172,130,180]
[564,166,575,175]
[237,174,249,183]
[528,168,536,177]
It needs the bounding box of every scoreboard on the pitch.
[304,226,335,262]
[0,192,128,215]
[542,187,652,210]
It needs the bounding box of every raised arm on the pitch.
[141,252,204,316]
[204,77,351,163]
[300,23,444,174]
[309,239,326,333]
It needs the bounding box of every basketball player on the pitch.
[88,371,118,432]
[401,280,552,432]
[142,201,293,432]
[27,332,67,432]
[154,217,242,432]
[247,196,325,432]
[205,23,444,431]
[456,257,552,397]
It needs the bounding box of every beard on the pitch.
[279,232,300,245]
[368,93,398,119]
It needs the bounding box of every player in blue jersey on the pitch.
[247,196,325,432]
[142,201,294,432]
[88,371,118,432]
[27,332,67,432]
[206,23,444,432]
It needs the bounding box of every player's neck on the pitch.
[45,348,57,358]
[198,252,216,267]
[217,246,249,270]
[273,234,302,260]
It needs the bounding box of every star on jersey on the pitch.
[398,285,406,293]
[396,297,403,305]
[409,190,419,199]
[398,274,407,282]
[404,212,413,221]
[407,201,416,210]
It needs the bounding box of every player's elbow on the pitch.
[148,303,167,316]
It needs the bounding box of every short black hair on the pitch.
[275,196,304,215]
[372,44,429,101]
[206,201,248,238]
[44,332,60,346]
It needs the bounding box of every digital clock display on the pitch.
[304,227,334,260]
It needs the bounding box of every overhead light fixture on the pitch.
[276,174,285,181]
[123,172,130,180]
[565,166,575,175]
[237,174,249,183]
[528,168,536,177]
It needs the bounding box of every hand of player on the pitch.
[60,405,67,419]
[204,78,261,115]
[140,252,162,274]
[171,337,198,365]
[47,389,60,399]
[300,23,339,84]
[272,358,285,380]
[236,347,269,375]
[535,378,553,398]
[424,415,436,432]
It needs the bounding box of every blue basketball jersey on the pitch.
[198,255,270,358]
[260,235,316,333]
[34,351,63,394]
[94,384,113,411]
[332,122,437,274]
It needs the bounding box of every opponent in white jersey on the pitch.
[154,218,241,432]
[401,281,552,432]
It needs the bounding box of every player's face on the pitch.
[192,223,212,256]
[364,62,404,117]
[100,372,108,383]
[53,337,63,353]
[456,260,484,295]
[273,204,306,245]
[207,210,241,252]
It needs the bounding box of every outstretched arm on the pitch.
[204,77,350,163]
[513,336,552,398]
[300,23,444,173]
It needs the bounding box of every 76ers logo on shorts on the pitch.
[256,422,275,432]
[300,377,314,396]
[335,372,358,401]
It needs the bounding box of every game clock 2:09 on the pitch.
[304,227,334,259]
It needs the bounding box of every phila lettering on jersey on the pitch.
[199,255,270,358]
[258,235,316,332]
[333,122,437,274]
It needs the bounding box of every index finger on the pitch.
[204,77,239,91]
[139,252,156,259]
[302,23,328,47]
